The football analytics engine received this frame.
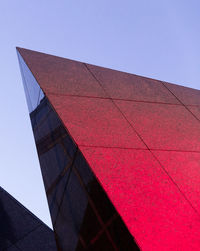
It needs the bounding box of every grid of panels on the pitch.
[31,96,139,251]
[85,64,200,250]
[17,47,200,251]
[18,51,139,250]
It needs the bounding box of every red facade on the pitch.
[18,47,200,250]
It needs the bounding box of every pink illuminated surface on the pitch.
[153,151,200,214]
[18,48,200,251]
[79,146,200,251]
[47,94,146,149]
[115,100,200,151]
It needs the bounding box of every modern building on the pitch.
[0,186,57,251]
[17,47,200,251]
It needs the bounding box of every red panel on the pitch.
[48,94,146,149]
[80,146,200,251]
[153,150,200,214]
[164,82,200,105]
[187,105,200,120]
[87,64,179,104]
[18,48,200,250]
[17,48,107,98]
[115,100,200,151]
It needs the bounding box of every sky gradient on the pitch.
[0,0,200,227]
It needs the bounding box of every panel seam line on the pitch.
[84,63,200,218]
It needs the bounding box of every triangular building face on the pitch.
[0,186,57,250]
[17,47,200,251]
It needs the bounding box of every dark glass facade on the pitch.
[18,52,140,250]
[0,186,57,251]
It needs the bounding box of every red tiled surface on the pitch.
[17,48,107,98]
[115,100,200,151]
[18,48,200,251]
[87,64,180,104]
[153,150,200,214]
[187,105,200,120]
[80,146,200,251]
[164,82,200,105]
[48,94,146,149]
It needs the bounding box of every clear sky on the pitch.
[0,0,200,228]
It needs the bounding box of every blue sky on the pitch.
[0,0,200,228]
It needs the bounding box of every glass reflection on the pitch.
[18,53,140,251]
[18,52,44,113]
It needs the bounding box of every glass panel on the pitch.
[47,166,73,225]
[26,91,77,192]
[18,56,140,250]
[18,52,44,113]
[88,233,115,251]
[74,151,116,223]
[5,245,20,251]
[54,170,89,251]
[108,216,140,251]
[30,98,61,142]
[75,241,84,251]
[39,143,71,191]
[77,203,101,246]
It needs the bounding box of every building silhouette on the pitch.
[0,186,57,250]
[17,47,200,251]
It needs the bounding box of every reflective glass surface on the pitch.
[18,54,140,250]
[47,166,73,225]
[18,52,44,113]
